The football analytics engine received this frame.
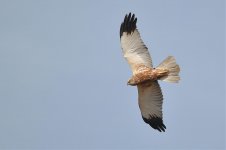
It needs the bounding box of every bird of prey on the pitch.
[120,13,180,132]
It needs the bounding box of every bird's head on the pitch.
[127,78,137,86]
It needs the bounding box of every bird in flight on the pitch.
[120,13,180,132]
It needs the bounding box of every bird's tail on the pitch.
[156,56,180,83]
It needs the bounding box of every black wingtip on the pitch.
[142,116,166,132]
[120,13,137,38]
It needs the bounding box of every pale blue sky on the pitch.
[0,0,225,149]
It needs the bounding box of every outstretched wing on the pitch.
[137,81,166,132]
[120,13,152,75]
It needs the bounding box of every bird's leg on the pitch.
[153,68,169,79]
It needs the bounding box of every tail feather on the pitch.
[156,56,180,83]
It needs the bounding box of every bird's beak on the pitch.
[127,81,136,86]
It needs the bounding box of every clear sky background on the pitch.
[0,0,225,150]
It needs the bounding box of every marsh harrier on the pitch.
[120,13,180,132]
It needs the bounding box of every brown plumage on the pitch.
[127,67,169,86]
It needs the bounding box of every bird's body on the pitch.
[127,66,169,86]
[120,13,180,132]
